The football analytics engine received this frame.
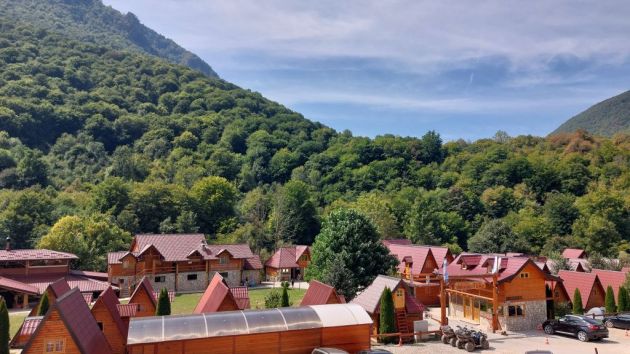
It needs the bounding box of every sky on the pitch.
[103,0,630,141]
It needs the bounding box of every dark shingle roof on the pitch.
[301,280,345,306]
[265,246,309,269]
[0,249,78,261]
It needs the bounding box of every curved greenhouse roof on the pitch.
[128,303,372,345]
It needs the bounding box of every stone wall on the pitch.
[500,300,547,331]
[177,271,208,292]
[111,276,133,296]
[149,274,176,292]
[210,270,241,287]
[242,270,261,286]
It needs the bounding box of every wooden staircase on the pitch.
[395,309,409,334]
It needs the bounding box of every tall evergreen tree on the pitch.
[0,298,8,354]
[605,285,616,313]
[572,288,583,314]
[618,287,630,312]
[37,292,50,316]
[379,287,396,344]
[155,288,171,316]
[281,282,290,307]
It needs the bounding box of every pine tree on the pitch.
[618,287,630,312]
[281,282,290,307]
[0,298,9,354]
[379,287,396,344]
[572,288,583,314]
[605,285,616,313]
[155,288,171,316]
[37,292,50,316]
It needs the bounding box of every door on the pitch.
[473,299,480,322]
[463,297,472,319]
[393,288,405,309]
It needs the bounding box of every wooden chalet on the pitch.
[443,254,560,331]
[127,303,372,354]
[108,234,261,296]
[265,246,310,281]
[351,275,424,335]
[562,248,587,259]
[22,288,112,354]
[128,277,157,318]
[592,269,629,302]
[28,278,71,316]
[558,270,605,311]
[194,273,250,313]
[383,239,454,264]
[9,316,42,348]
[300,280,345,306]
[91,287,127,354]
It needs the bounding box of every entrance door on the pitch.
[463,297,471,319]
[473,299,480,322]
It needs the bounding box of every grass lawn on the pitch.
[9,312,27,338]
[170,293,203,315]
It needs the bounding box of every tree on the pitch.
[281,282,290,307]
[155,288,171,316]
[573,215,621,258]
[191,176,238,234]
[264,289,282,308]
[572,288,583,314]
[618,287,630,312]
[379,287,396,343]
[605,285,616,313]
[468,219,528,254]
[546,251,571,275]
[321,253,355,300]
[91,177,130,215]
[305,209,398,299]
[481,186,516,218]
[269,180,319,245]
[37,292,50,316]
[0,298,7,354]
[543,192,578,235]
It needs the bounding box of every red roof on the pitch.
[0,276,39,295]
[558,270,603,306]
[351,275,424,314]
[592,269,628,301]
[9,274,113,294]
[445,254,557,283]
[116,304,139,317]
[0,249,78,261]
[244,255,263,270]
[107,251,127,265]
[563,248,587,259]
[70,270,109,281]
[48,278,71,298]
[130,277,157,308]
[300,280,345,306]
[23,288,112,354]
[265,246,310,269]
[82,293,93,304]
[386,244,437,275]
[382,240,452,265]
[230,287,250,309]
[130,234,254,262]
[10,316,43,348]
[194,273,249,313]
[93,287,127,339]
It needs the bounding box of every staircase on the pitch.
[395,309,409,334]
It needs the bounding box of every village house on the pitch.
[194,273,250,313]
[107,234,262,296]
[351,275,424,335]
[444,254,560,331]
[265,245,310,281]
[300,280,346,306]
[592,268,629,303]
[557,270,605,311]
[91,287,128,354]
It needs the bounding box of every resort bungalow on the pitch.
[91,287,127,354]
[265,245,310,282]
[194,273,250,313]
[127,277,157,318]
[562,248,587,259]
[592,269,629,303]
[557,270,605,311]
[300,280,346,306]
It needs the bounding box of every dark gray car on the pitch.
[542,315,608,342]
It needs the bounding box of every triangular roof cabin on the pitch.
[91,287,127,354]
[300,280,346,306]
[558,270,605,310]
[9,316,42,348]
[22,288,112,354]
[562,248,587,259]
[194,273,250,313]
[128,276,157,317]
[592,269,629,302]
[28,278,71,316]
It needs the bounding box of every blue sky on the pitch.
[103,0,630,140]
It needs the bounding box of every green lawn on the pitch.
[9,312,27,338]
[171,293,203,315]
[248,287,307,310]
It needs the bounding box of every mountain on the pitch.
[0,0,218,78]
[552,90,630,136]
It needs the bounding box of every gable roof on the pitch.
[230,287,250,310]
[351,275,423,315]
[48,278,72,298]
[445,254,558,283]
[116,304,139,318]
[244,255,263,270]
[385,244,437,275]
[9,274,113,294]
[23,288,112,354]
[382,240,453,265]
[194,273,248,313]
[563,248,587,259]
[265,246,310,269]
[93,287,126,339]
[129,277,157,308]
[0,276,39,295]
[128,234,254,262]
[558,270,603,305]
[301,280,345,306]
[547,280,570,301]
[0,249,78,261]
[592,269,628,301]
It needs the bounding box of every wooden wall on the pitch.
[321,324,371,353]
[501,263,547,302]
[91,300,126,354]
[587,283,605,310]
[23,310,82,354]
[129,289,156,317]
[414,284,440,306]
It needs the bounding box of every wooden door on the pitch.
[393,288,405,309]
[473,299,480,322]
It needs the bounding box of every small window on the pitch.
[97,322,104,331]
[155,276,166,283]
[45,339,65,353]
[122,260,130,269]
[396,289,404,297]
[187,274,198,281]
[508,304,525,317]
[519,272,529,278]
[119,278,125,284]
[219,256,229,265]
[219,272,228,278]
[281,268,290,273]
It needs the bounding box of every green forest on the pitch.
[0,13,629,272]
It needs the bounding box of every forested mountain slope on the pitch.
[0,12,629,272]
[0,0,217,77]
[553,90,630,136]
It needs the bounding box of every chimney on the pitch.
[5,237,10,251]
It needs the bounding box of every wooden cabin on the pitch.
[351,275,424,335]
[22,288,112,354]
[592,269,629,302]
[126,304,372,354]
[194,273,250,313]
[108,234,261,296]
[444,254,559,331]
[28,278,71,316]
[265,246,310,282]
[91,287,127,354]
[128,277,157,318]
[300,280,345,306]
[9,316,42,348]
[562,248,587,259]
[558,270,605,311]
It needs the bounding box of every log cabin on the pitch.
[558,270,605,311]
[127,276,157,318]
[126,303,372,354]
[562,248,587,259]
[91,287,127,354]
[591,269,629,303]
[194,273,250,313]
[28,278,71,316]
[22,288,113,354]
[9,316,42,349]
[351,275,424,336]
[265,246,310,282]
[444,254,560,331]
[107,234,262,296]
[300,280,345,306]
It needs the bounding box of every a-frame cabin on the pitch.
[91,287,127,354]
[28,278,71,316]
[128,276,157,317]
[194,273,250,313]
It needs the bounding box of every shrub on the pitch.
[379,287,396,344]
[155,288,171,316]
[572,288,583,314]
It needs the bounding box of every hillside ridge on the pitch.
[552,90,630,136]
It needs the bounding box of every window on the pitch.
[281,268,290,273]
[219,272,229,278]
[219,256,229,265]
[122,260,130,269]
[155,276,166,283]
[508,304,525,317]
[118,278,125,284]
[97,322,104,331]
[396,289,404,297]
[519,272,529,279]
[45,339,65,353]
[187,274,198,281]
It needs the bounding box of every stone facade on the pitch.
[448,299,547,332]
[209,270,241,287]
[242,270,261,286]
[149,274,176,292]
[177,271,209,292]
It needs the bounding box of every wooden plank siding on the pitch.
[22,310,81,354]
[500,263,547,302]
[91,300,126,354]
[129,289,156,317]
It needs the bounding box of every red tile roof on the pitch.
[48,278,71,298]
[129,277,157,308]
[194,273,245,313]
[69,270,109,281]
[445,254,558,283]
[385,244,437,275]
[265,246,310,269]
[10,316,42,348]
[116,304,139,317]
[93,287,127,339]
[351,275,423,314]
[592,269,628,301]
[244,255,263,270]
[563,248,587,259]
[301,280,345,306]
[131,234,254,262]
[558,270,603,306]
[382,240,452,265]
[23,288,112,354]
[0,249,78,261]
[107,251,127,265]
[9,274,113,294]
[0,276,39,295]
[230,286,250,309]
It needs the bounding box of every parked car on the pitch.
[542,315,608,342]
[311,348,349,354]
[585,307,605,320]
[603,314,630,329]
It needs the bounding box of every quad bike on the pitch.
[458,328,490,352]
[440,325,457,346]
[454,326,470,349]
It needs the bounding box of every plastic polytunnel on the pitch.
[127,303,372,345]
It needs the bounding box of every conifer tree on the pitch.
[572,288,583,314]
[37,292,50,316]
[605,285,616,313]
[281,282,290,307]
[618,287,630,312]
[155,288,171,316]
[379,287,396,344]
[0,298,8,354]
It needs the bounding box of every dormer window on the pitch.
[219,255,229,265]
